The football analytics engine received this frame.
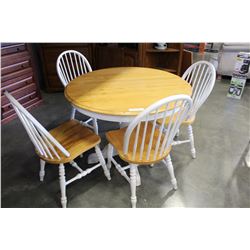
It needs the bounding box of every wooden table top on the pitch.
[65,67,192,116]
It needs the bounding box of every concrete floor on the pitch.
[1,64,250,208]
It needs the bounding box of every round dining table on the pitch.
[65,67,192,163]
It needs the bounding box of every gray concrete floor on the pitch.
[1,62,250,208]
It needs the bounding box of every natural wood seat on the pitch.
[38,120,100,164]
[181,116,195,125]
[106,122,171,165]
[157,114,196,127]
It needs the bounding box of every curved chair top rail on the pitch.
[56,50,92,87]
[182,61,216,118]
[4,91,70,161]
[123,94,193,162]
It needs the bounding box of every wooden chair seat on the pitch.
[182,116,195,125]
[106,122,171,165]
[38,120,100,164]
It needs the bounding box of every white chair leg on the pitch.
[39,159,46,182]
[165,155,178,190]
[245,142,250,168]
[107,144,113,170]
[130,164,137,208]
[95,145,111,180]
[71,107,76,120]
[187,125,196,159]
[176,128,180,137]
[59,163,67,208]
[93,118,98,134]
[135,166,141,186]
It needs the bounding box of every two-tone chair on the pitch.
[56,50,98,132]
[106,95,193,208]
[159,61,216,158]
[4,91,111,208]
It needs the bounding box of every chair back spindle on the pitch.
[123,95,193,162]
[4,92,70,161]
[182,61,216,119]
[56,50,92,87]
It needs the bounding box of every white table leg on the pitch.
[88,144,118,164]
[87,122,128,164]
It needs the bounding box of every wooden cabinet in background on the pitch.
[181,49,193,75]
[1,43,42,124]
[139,43,184,75]
[39,43,93,92]
[94,44,138,69]
[94,43,184,75]
[124,48,138,66]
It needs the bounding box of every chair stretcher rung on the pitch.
[172,139,190,146]
[66,163,101,186]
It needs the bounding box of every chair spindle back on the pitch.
[4,91,70,161]
[182,61,216,118]
[56,50,92,87]
[123,95,193,162]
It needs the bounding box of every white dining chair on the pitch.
[56,50,98,132]
[4,91,111,208]
[106,95,193,208]
[159,61,216,159]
